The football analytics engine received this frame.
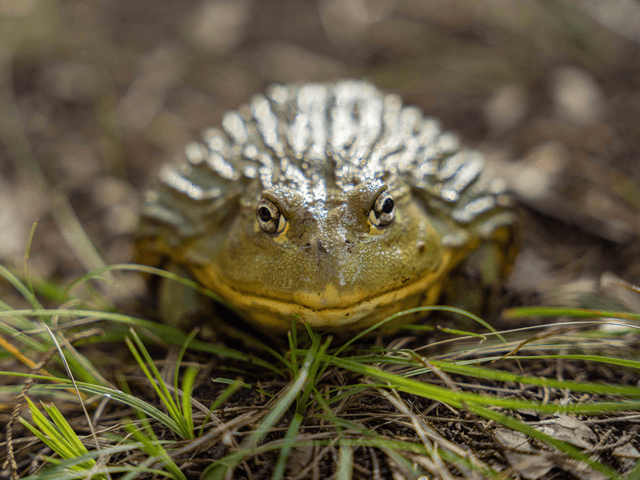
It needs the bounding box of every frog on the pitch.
[135,79,517,333]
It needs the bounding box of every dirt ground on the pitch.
[2,1,640,479]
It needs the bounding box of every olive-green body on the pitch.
[136,80,516,332]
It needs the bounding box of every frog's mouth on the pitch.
[191,250,457,332]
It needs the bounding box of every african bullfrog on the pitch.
[136,80,517,333]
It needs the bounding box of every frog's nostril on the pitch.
[302,239,326,254]
[345,239,354,253]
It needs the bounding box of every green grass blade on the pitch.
[271,412,304,480]
[124,420,187,480]
[428,359,640,397]
[125,330,192,439]
[328,355,640,414]
[180,366,198,436]
[296,334,332,413]
[0,308,280,373]
[0,264,43,310]
[20,398,104,477]
[504,306,640,321]
[198,380,242,437]
[43,382,184,433]
[249,344,317,448]
[336,443,353,480]
[627,459,640,480]
[467,403,621,479]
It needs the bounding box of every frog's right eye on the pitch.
[257,199,287,234]
[368,191,395,228]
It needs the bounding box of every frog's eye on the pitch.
[368,191,395,227]
[257,199,287,234]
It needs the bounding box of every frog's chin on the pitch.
[191,251,455,332]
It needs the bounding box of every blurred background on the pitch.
[1,0,639,306]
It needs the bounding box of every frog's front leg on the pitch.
[441,240,515,328]
[157,263,214,330]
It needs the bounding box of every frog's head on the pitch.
[184,174,459,331]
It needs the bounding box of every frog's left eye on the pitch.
[368,191,395,227]
[257,199,287,234]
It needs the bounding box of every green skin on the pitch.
[168,177,479,332]
[136,82,518,334]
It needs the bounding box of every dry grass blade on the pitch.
[375,385,492,478]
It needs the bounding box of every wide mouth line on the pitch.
[214,274,438,312]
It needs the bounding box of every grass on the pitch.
[1,0,639,477]
[2,264,640,479]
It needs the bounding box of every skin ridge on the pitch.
[139,80,514,247]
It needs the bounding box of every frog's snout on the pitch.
[302,238,328,255]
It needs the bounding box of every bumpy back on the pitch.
[138,80,514,250]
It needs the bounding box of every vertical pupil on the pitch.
[259,206,272,222]
[381,197,394,214]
